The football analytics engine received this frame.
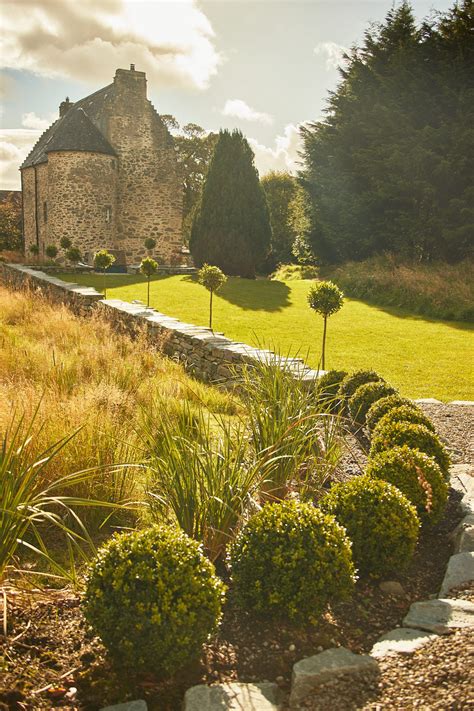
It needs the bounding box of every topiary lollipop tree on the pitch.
[93,249,115,299]
[198,263,227,331]
[307,281,344,370]
[140,256,158,308]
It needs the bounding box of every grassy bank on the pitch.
[324,256,474,323]
[56,273,474,401]
[0,286,236,531]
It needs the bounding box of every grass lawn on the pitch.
[57,273,474,401]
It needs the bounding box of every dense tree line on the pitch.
[300,1,473,264]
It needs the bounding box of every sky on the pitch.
[0,0,455,190]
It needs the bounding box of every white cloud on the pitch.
[21,111,56,130]
[0,129,41,190]
[314,41,349,70]
[248,123,306,176]
[222,99,273,125]
[0,0,221,90]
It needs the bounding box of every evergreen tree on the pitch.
[190,130,272,278]
[300,0,474,263]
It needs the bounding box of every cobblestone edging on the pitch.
[0,262,321,388]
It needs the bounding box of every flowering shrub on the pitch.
[229,500,355,622]
[366,395,420,433]
[320,475,420,577]
[348,381,398,425]
[370,421,451,479]
[374,405,435,434]
[83,525,225,675]
[367,445,448,524]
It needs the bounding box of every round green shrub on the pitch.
[83,525,225,675]
[229,500,355,622]
[338,370,384,402]
[366,445,448,524]
[375,406,435,434]
[370,421,451,479]
[366,395,419,433]
[348,381,398,425]
[320,475,420,577]
[316,369,348,411]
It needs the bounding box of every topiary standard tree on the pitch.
[307,281,344,370]
[190,129,272,278]
[60,236,72,250]
[45,244,58,260]
[198,263,227,330]
[140,256,158,308]
[66,246,81,268]
[93,249,115,299]
[144,237,156,253]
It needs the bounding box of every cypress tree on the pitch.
[190,130,272,278]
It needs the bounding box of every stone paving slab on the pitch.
[370,627,437,658]
[289,647,379,708]
[403,598,474,634]
[438,552,474,597]
[184,682,283,710]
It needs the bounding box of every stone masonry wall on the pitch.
[47,151,118,260]
[0,263,321,387]
[105,69,183,264]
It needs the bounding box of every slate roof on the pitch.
[21,85,116,169]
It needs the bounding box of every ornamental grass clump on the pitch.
[375,405,435,434]
[348,381,398,425]
[366,395,419,433]
[366,446,448,524]
[316,369,348,412]
[370,421,451,480]
[84,525,225,676]
[320,475,420,577]
[229,500,355,622]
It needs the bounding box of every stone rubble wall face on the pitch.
[22,167,37,255]
[47,151,118,259]
[0,263,320,388]
[103,73,183,264]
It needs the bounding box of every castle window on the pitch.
[105,205,112,223]
[43,201,48,222]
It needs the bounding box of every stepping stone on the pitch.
[101,702,147,711]
[413,398,442,404]
[370,627,437,658]
[184,682,283,710]
[403,598,474,634]
[438,552,474,597]
[289,647,379,708]
[448,401,474,406]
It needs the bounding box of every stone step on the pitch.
[370,627,437,658]
[403,598,474,634]
[289,647,379,708]
[184,682,283,710]
[438,552,474,597]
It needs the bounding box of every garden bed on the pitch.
[0,484,464,711]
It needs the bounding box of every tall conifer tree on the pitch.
[190,130,272,278]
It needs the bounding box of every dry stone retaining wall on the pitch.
[0,263,321,388]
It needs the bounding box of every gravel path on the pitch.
[418,403,474,465]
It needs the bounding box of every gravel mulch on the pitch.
[418,402,474,465]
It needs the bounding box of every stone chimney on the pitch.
[59,97,74,118]
[114,66,147,100]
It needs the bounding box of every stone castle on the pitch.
[21,65,183,266]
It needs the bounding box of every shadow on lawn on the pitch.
[183,274,292,312]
